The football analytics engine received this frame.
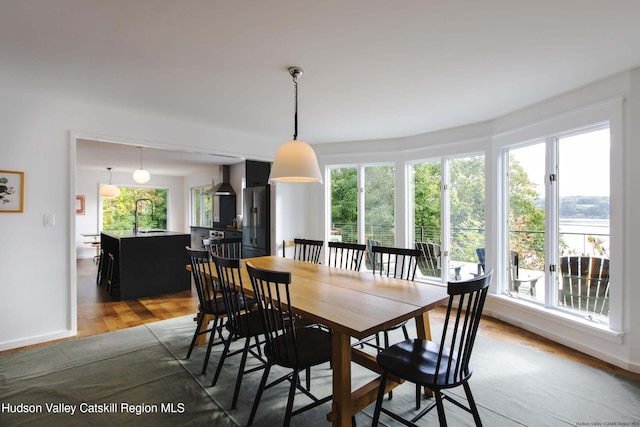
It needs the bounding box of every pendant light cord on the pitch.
[293,74,298,141]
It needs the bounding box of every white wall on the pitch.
[0,87,275,350]
[311,69,640,373]
[272,183,318,257]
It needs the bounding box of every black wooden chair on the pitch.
[209,255,266,409]
[290,238,323,263]
[356,245,421,352]
[372,270,493,427]
[185,247,228,375]
[559,256,610,317]
[203,237,243,259]
[371,245,420,283]
[246,262,332,427]
[327,241,366,271]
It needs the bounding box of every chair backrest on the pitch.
[434,269,493,386]
[476,248,486,275]
[212,255,251,334]
[371,245,421,280]
[186,246,219,308]
[246,262,300,366]
[559,256,610,316]
[365,238,382,269]
[508,250,519,281]
[106,252,116,293]
[291,238,323,264]
[203,237,242,259]
[327,241,366,271]
[415,242,442,277]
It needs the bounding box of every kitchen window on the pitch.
[102,186,168,231]
[191,185,212,227]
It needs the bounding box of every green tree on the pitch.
[330,157,544,267]
[330,168,358,242]
[413,162,441,235]
[449,157,485,262]
[103,187,168,231]
[508,156,545,269]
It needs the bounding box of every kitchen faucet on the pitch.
[134,198,154,234]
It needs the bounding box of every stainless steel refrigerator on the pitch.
[242,185,270,258]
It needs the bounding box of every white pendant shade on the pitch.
[99,184,120,198]
[269,139,322,183]
[133,168,150,184]
[100,167,120,198]
[132,147,151,183]
[269,67,322,184]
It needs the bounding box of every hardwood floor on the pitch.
[3,259,640,382]
[75,257,199,336]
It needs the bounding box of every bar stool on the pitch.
[105,253,119,296]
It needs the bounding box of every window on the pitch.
[410,155,485,282]
[364,165,395,247]
[328,164,395,268]
[191,185,212,227]
[507,142,546,300]
[504,126,611,323]
[329,167,358,244]
[102,187,168,231]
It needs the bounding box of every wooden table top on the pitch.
[237,256,449,340]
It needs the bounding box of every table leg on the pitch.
[414,311,432,341]
[330,331,352,427]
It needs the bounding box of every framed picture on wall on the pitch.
[0,170,24,213]
[76,195,85,215]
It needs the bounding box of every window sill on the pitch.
[485,293,625,345]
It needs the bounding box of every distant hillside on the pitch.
[535,196,609,219]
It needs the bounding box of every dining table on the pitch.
[188,255,449,427]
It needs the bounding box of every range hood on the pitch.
[206,165,236,195]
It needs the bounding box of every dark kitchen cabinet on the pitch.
[213,195,236,228]
[245,160,271,187]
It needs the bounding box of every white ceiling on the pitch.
[3,0,640,173]
[75,139,243,176]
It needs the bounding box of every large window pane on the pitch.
[412,161,442,280]
[330,167,358,244]
[364,165,395,247]
[557,128,610,320]
[508,143,546,300]
[191,186,212,227]
[450,155,485,280]
[103,187,168,231]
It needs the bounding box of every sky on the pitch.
[512,128,610,198]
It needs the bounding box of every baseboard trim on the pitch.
[0,330,75,352]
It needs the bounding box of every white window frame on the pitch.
[494,98,623,333]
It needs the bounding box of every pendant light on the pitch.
[132,146,150,184]
[268,67,322,184]
[99,167,120,198]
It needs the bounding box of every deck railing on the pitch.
[329,223,610,264]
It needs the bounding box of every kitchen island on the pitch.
[100,230,191,300]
